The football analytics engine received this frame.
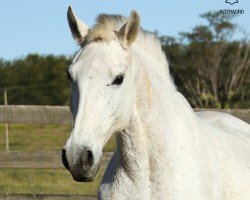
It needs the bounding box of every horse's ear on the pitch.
[118,10,140,49]
[67,6,89,44]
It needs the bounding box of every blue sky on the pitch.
[0,0,249,60]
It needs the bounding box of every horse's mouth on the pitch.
[73,175,95,182]
[71,162,100,182]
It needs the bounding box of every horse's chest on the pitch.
[98,159,151,200]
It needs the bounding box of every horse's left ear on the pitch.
[118,10,140,49]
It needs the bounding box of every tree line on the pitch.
[0,54,71,105]
[0,11,249,108]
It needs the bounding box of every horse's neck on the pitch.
[116,109,150,179]
[115,50,198,180]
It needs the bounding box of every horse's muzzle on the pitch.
[61,148,100,182]
[72,162,100,182]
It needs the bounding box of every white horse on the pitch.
[62,7,250,200]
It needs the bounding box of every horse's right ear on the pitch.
[118,10,140,49]
[67,6,89,44]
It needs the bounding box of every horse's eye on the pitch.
[112,75,124,85]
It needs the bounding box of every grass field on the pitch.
[0,124,115,195]
[0,169,104,195]
[0,124,115,152]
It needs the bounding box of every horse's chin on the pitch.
[72,175,95,182]
[71,162,100,183]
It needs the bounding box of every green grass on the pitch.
[0,169,104,195]
[0,124,115,194]
[0,124,115,152]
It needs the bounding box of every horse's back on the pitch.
[196,111,250,135]
[195,111,250,199]
[196,110,250,161]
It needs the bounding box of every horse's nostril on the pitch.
[61,148,70,170]
[82,149,94,171]
[87,149,94,166]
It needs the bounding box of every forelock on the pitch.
[82,14,126,46]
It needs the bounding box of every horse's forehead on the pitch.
[73,41,126,75]
[79,42,125,64]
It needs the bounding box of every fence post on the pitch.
[3,88,9,151]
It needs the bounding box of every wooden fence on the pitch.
[0,151,112,169]
[0,106,249,169]
[0,106,71,125]
[0,105,249,169]
[0,194,96,200]
[0,105,249,125]
[0,106,249,199]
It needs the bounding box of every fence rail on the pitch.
[0,106,71,125]
[0,106,249,124]
[0,151,112,169]
[0,194,96,200]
